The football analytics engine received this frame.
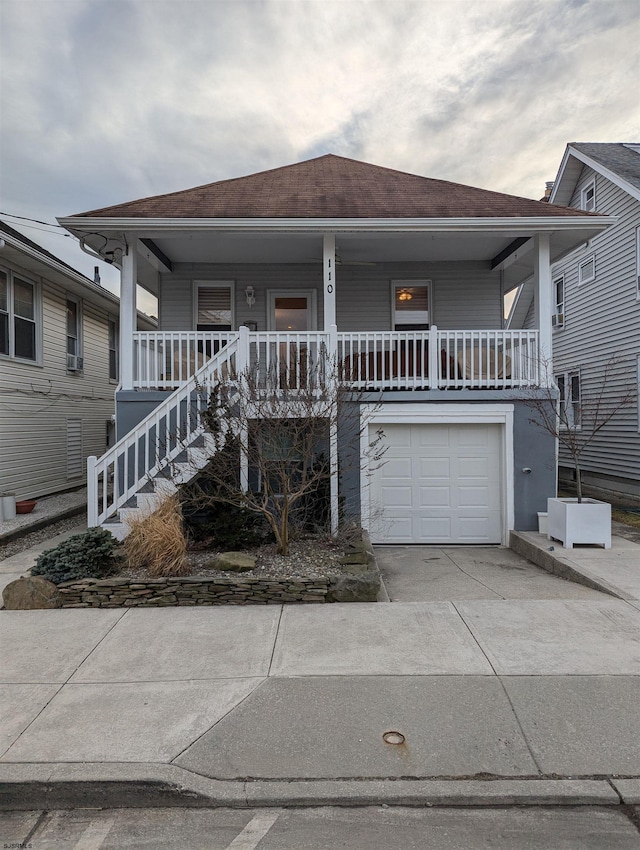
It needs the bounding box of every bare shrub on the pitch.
[123,495,189,576]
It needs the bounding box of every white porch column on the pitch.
[120,240,138,391]
[323,233,336,330]
[533,232,553,384]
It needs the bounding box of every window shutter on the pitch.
[67,419,83,479]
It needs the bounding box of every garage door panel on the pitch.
[457,426,492,447]
[380,486,413,507]
[419,457,451,478]
[369,422,503,544]
[418,517,452,539]
[417,425,450,447]
[457,457,491,478]
[419,486,452,508]
[457,486,491,507]
[378,516,413,542]
[381,458,413,479]
[383,425,412,447]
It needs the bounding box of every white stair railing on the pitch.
[88,334,240,527]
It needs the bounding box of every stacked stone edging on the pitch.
[6,532,381,609]
[57,576,330,607]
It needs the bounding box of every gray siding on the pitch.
[0,259,116,501]
[159,261,502,332]
[551,165,640,490]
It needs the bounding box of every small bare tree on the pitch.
[526,356,635,502]
[179,354,385,555]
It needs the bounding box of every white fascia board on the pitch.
[0,231,121,310]
[364,402,515,424]
[58,215,613,235]
[550,146,640,205]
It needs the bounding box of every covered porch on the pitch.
[107,227,573,394]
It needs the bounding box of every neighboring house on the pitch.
[0,221,156,503]
[511,143,640,502]
[58,154,611,544]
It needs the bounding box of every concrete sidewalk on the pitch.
[1,524,640,810]
[2,597,640,809]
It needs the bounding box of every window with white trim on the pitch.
[392,280,431,330]
[578,256,595,285]
[66,295,83,370]
[108,317,119,381]
[556,370,581,429]
[0,268,39,362]
[553,275,564,328]
[580,180,595,212]
[195,281,234,330]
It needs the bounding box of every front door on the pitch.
[268,291,316,332]
[268,291,317,388]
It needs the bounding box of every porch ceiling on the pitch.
[131,226,600,295]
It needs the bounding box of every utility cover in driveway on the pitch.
[369,423,502,544]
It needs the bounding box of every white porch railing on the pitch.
[130,327,540,392]
[133,332,238,389]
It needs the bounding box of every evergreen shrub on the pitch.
[32,528,121,584]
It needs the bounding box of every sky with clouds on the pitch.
[1,0,639,309]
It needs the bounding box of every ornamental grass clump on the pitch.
[32,528,120,584]
[123,495,189,577]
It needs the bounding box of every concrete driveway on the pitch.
[375,545,607,601]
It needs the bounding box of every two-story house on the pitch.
[511,143,640,503]
[0,221,155,504]
[58,154,610,544]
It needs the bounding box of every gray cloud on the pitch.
[1,0,638,295]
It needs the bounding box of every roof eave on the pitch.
[58,215,613,234]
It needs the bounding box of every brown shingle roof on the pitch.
[75,154,597,220]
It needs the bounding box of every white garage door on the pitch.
[369,423,503,544]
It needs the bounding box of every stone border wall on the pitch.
[57,576,330,607]
[3,534,381,609]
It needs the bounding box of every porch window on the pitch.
[196,283,233,330]
[0,269,38,362]
[553,275,564,328]
[392,281,431,330]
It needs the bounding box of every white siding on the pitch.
[551,165,640,487]
[0,261,116,501]
[159,262,502,332]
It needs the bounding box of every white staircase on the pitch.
[87,337,240,540]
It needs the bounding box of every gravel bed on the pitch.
[0,517,86,561]
[121,536,347,581]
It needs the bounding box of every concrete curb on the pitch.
[0,764,624,810]
[509,531,629,600]
[0,504,86,544]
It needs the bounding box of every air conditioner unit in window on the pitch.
[552,314,564,328]
[67,354,84,371]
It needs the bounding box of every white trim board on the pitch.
[360,403,515,546]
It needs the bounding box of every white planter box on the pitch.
[547,497,611,549]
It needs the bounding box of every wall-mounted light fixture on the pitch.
[244,285,255,307]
